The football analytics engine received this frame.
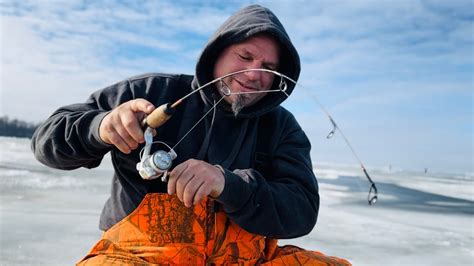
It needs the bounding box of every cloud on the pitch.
[0,0,472,172]
[0,0,228,121]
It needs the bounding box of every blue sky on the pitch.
[1,0,472,174]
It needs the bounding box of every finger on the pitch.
[168,162,189,195]
[130,99,155,114]
[193,181,210,206]
[113,122,138,152]
[107,127,132,154]
[120,111,146,144]
[167,173,177,195]
[183,178,205,208]
[176,171,194,203]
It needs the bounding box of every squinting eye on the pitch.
[238,54,251,61]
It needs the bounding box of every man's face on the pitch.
[213,34,280,114]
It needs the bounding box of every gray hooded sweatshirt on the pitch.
[31,5,319,239]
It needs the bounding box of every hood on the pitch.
[194,4,301,118]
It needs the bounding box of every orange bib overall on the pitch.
[77,193,350,265]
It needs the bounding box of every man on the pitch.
[32,4,350,265]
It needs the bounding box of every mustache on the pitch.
[228,76,262,91]
[236,79,261,90]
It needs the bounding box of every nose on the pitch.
[243,60,266,81]
[243,68,262,81]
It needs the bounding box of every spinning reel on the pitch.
[136,127,177,181]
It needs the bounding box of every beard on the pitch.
[231,94,250,117]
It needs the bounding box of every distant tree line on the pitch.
[0,116,40,138]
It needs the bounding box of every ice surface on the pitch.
[1,137,473,265]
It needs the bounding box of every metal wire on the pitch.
[166,68,378,205]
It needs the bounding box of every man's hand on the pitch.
[99,99,155,154]
[168,159,225,207]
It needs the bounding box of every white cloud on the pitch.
[0,0,472,173]
[0,0,227,122]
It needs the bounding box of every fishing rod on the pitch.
[139,68,378,205]
[295,83,378,205]
[141,68,290,128]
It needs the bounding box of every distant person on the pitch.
[32,5,351,265]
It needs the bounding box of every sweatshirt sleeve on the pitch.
[31,80,134,170]
[216,113,319,239]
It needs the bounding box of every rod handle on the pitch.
[142,103,175,129]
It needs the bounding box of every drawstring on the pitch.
[194,94,250,169]
[197,98,218,160]
[220,119,248,169]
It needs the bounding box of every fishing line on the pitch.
[171,95,226,151]
[294,80,378,204]
[168,71,289,151]
[221,69,377,204]
[142,68,377,204]
[168,68,292,109]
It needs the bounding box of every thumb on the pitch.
[130,98,155,114]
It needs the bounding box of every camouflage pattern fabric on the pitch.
[77,193,351,265]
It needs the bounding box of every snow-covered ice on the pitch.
[1,137,472,265]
